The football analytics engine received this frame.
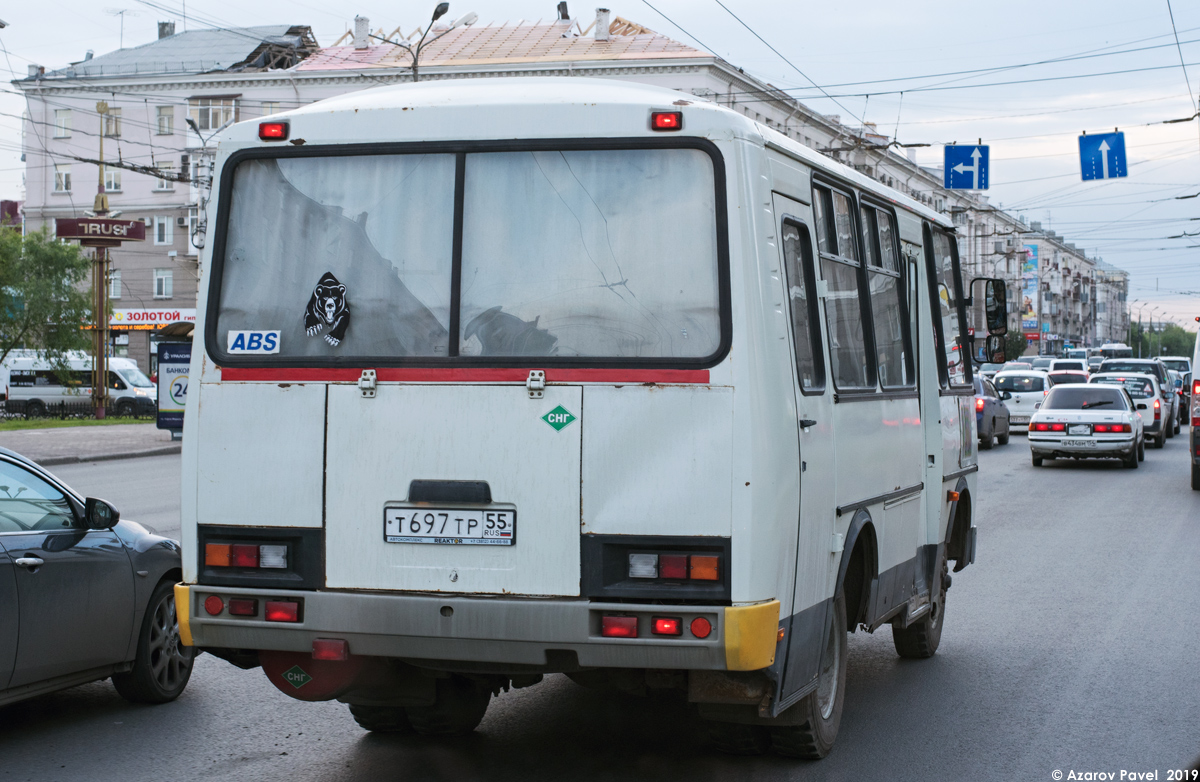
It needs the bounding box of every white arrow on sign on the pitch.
[952,147,983,189]
[1098,139,1110,179]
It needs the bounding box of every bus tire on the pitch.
[404,675,490,736]
[893,556,947,659]
[707,723,772,756]
[348,704,414,733]
[25,400,45,418]
[769,589,848,759]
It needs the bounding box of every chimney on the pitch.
[557,2,570,21]
[158,21,175,39]
[26,64,44,78]
[84,50,94,61]
[353,16,370,49]
[594,8,610,40]
[906,148,916,163]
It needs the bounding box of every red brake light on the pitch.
[312,638,350,661]
[1094,424,1108,433]
[1050,423,1066,431]
[1033,423,1048,431]
[259,121,289,141]
[230,544,259,568]
[659,554,688,580]
[601,615,638,638]
[650,111,682,131]
[651,617,682,636]
[690,617,712,639]
[265,600,300,623]
[203,595,224,616]
[976,397,985,411]
[1192,380,1199,396]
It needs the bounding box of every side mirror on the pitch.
[999,390,1012,400]
[84,497,120,529]
[1137,403,1148,410]
[984,279,1007,336]
[985,334,1006,364]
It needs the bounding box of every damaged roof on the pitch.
[31,25,318,79]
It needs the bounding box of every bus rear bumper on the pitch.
[178,585,779,673]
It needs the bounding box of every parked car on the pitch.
[992,370,1050,431]
[1090,373,1168,448]
[977,362,1005,381]
[0,448,193,708]
[1096,358,1179,435]
[1047,370,1089,387]
[1028,383,1143,468]
[974,376,1011,449]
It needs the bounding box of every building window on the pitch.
[109,269,122,299]
[53,164,71,192]
[155,163,174,191]
[104,168,121,192]
[156,106,174,135]
[187,206,199,254]
[154,268,173,298]
[103,108,121,138]
[53,109,71,138]
[188,98,237,131]
[261,101,280,116]
[153,216,173,245]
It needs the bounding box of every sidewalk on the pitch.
[0,423,181,466]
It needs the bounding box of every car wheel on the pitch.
[1155,433,1165,449]
[979,428,993,450]
[1166,422,1175,439]
[1193,463,1200,491]
[1138,438,1145,462]
[768,589,848,759]
[1175,417,1182,435]
[1032,454,1043,467]
[25,400,45,418]
[1123,448,1138,469]
[115,400,136,418]
[112,579,196,704]
[997,425,1010,446]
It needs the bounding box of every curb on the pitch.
[35,445,182,467]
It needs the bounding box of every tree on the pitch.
[0,226,94,370]
[1004,329,1029,361]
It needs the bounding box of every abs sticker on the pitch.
[227,330,280,354]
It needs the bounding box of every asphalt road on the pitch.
[3,436,1199,782]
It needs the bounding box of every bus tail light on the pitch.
[206,542,289,570]
[203,595,224,615]
[228,598,258,616]
[650,111,682,131]
[660,555,688,579]
[690,617,712,638]
[627,552,721,581]
[312,639,350,661]
[601,616,638,638]
[652,617,682,636]
[259,121,289,141]
[265,600,300,623]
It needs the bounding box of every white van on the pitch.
[175,79,1001,758]
[5,354,155,417]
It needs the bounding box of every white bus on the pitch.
[175,79,1005,758]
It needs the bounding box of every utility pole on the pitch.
[93,101,110,419]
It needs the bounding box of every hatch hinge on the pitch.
[526,370,546,399]
[359,369,377,399]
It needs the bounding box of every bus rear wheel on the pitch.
[348,704,414,733]
[893,557,947,659]
[769,590,848,759]
[404,675,491,736]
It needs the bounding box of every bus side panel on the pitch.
[194,382,326,529]
[581,385,732,538]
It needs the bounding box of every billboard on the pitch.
[1021,244,1038,330]
[156,342,191,430]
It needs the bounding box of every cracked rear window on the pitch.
[214,148,721,361]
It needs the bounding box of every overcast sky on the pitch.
[1,1,1198,329]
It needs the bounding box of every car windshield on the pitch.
[1043,387,1127,411]
[1092,376,1154,399]
[995,374,1043,392]
[119,368,153,388]
[1162,359,1189,373]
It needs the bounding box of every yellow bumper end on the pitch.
[174,583,194,647]
[723,600,780,671]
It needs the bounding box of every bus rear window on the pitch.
[213,147,722,362]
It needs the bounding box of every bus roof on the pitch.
[218,77,954,230]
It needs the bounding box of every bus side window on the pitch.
[781,218,825,394]
[861,205,914,388]
[924,225,970,388]
[813,184,874,390]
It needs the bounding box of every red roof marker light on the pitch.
[259,121,289,141]
[651,111,682,131]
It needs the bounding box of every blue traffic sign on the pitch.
[943,145,989,190]
[1078,132,1126,181]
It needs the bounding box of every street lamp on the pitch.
[386,3,478,82]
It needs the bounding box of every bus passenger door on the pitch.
[772,194,837,700]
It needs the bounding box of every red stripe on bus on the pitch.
[219,367,710,384]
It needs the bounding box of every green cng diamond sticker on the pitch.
[542,405,576,431]
[282,665,313,689]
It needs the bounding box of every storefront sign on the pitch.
[157,342,191,431]
[111,308,196,329]
[55,217,146,247]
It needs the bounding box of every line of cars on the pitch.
[975,355,1192,470]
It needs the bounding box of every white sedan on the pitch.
[1028,383,1144,469]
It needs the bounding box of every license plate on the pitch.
[1012,416,1029,424]
[1068,424,1091,435]
[1061,439,1096,447]
[384,507,516,545]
